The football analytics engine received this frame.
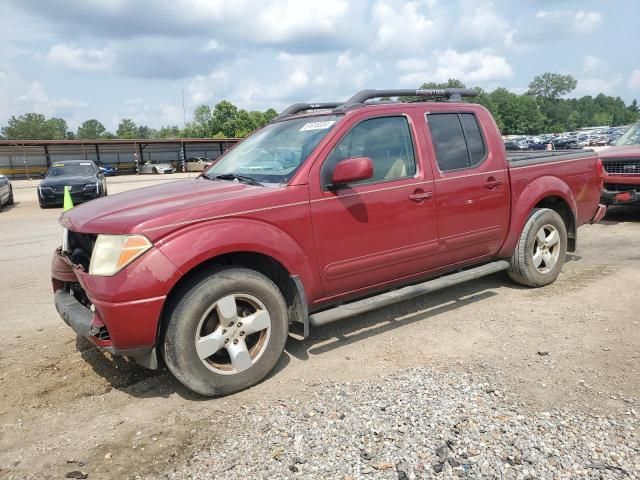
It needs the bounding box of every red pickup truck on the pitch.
[52,88,606,396]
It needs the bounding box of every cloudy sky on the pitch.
[1,0,638,131]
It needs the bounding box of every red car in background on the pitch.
[599,122,640,205]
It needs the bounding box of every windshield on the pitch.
[47,163,95,177]
[615,122,640,145]
[205,114,341,183]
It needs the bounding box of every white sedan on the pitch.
[139,161,175,174]
[0,174,14,211]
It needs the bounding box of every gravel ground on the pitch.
[160,367,639,480]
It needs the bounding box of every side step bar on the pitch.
[308,260,509,328]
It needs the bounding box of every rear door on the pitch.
[309,112,439,297]
[424,109,509,265]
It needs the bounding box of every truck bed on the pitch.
[507,149,596,167]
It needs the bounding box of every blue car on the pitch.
[98,164,118,176]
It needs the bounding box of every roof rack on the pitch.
[273,102,344,121]
[274,88,479,121]
[335,88,478,111]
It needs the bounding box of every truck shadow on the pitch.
[74,270,549,399]
[285,271,514,361]
[76,339,202,400]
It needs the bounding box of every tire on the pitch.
[508,208,567,287]
[162,267,289,396]
[7,187,14,205]
[152,167,158,174]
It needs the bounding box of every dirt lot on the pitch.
[0,174,638,479]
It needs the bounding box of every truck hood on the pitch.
[60,178,282,238]
[598,145,640,159]
[41,174,98,187]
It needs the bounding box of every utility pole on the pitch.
[181,89,187,128]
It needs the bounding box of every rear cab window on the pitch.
[426,112,486,172]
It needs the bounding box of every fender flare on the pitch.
[498,175,577,257]
[155,218,320,297]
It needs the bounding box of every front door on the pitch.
[309,114,439,298]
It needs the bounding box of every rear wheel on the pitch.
[152,167,158,174]
[508,208,567,287]
[7,187,14,205]
[162,267,289,396]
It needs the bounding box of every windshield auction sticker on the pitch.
[299,121,336,131]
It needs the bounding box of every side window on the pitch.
[427,112,486,172]
[322,116,416,187]
[460,113,486,165]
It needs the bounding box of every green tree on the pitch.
[136,125,155,139]
[486,88,546,135]
[1,113,60,139]
[527,73,577,100]
[157,125,182,138]
[77,119,107,139]
[116,118,138,138]
[46,117,68,139]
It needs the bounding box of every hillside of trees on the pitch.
[1,73,638,140]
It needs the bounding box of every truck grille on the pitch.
[51,185,85,193]
[603,159,640,175]
[604,183,640,192]
[66,231,96,270]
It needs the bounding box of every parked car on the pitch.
[0,174,14,211]
[552,137,578,149]
[98,164,118,176]
[38,160,107,208]
[598,144,640,206]
[504,140,526,151]
[186,157,213,172]
[51,88,606,396]
[139,160,174,174]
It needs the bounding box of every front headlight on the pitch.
[89,234,152,276]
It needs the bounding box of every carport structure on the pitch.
[0,138,240,178]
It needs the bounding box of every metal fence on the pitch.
[0,138,240,178]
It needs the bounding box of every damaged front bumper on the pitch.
[51,247,175,369]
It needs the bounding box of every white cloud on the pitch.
[0,76,89,128]
[255,0,349,44]
[396,58,430,72]
[399,49,513,86]
[573,10,602,33]
[574,75,623,97]
[582,55,605,73]
[514,9,603,45]
[454,1,512,49]
[372,0,438,55]
[628,70,640,91]
[47,43,114,72]
[187,69,230,105]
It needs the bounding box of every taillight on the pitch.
[596,157,605,189]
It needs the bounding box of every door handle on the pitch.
[483,177,503,189]
[409,191,433,202]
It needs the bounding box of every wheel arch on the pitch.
[533,195,576,251]
[155,218,317,343]
[499,176,578,256]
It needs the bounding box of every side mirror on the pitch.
[330,157,374,188]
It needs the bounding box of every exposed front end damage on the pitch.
[51,243,162,370]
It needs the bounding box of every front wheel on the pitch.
[508,208,567,287]
[7,187,14,205]
[162,267,289,396]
